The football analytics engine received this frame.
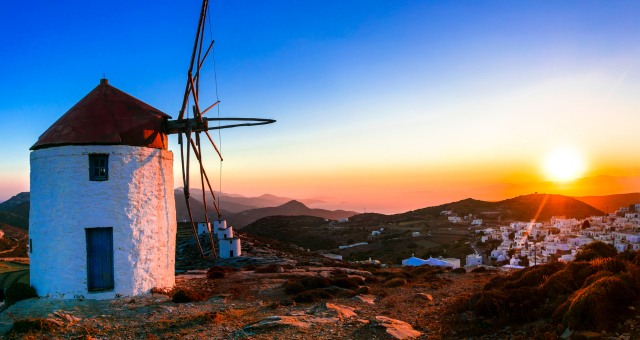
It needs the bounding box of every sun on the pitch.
[543,146,586,182]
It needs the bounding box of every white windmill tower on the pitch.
[29,0,274,300]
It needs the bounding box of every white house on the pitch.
[411,231,420,237]
[29,79,176,299]
[471,219,483,226]
[465,254,482,267]
[371,230,381,236]
[448,216,462,223]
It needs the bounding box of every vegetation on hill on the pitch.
[454,241,640,335]
[241,215,338,250]
[230,200,357,228]
[402,193,604,221]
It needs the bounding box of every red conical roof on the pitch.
[31,79,170,150]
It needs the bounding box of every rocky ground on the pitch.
[2,235,640,339]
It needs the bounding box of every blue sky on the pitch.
[2,1,640,213]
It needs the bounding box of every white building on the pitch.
[471,219,483,226]
[197,222,211,235]
[219,238,241,258]
[411,231,420,237]
[448,216,462,223]
[466,254,483,267]
[29,79,176,300]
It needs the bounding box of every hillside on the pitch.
[173,193,232,222]
[179,188,325,213]
[230,200,357,228]
[401,193,604,221]
[0,192,30,230]
[241,215,337,250]
[574,192,640,214]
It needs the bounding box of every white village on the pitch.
[469,205,640,268]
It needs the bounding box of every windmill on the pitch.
[28,0,266,299]
[166,0,275,259]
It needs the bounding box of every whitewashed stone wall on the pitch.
[30,145,176,300]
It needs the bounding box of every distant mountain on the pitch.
[230,200,358,228]
[0,192,30,230]
[573,193,640,214]
[181,188,326,213]
[401,193,604,221]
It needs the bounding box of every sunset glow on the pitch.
[2,1,640,213]
[543,147,586,183]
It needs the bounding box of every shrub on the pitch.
[541,262,596,298]
[574,241,617,262]
[254,264,281,273]
[330,276,362,289]
[451,268,466,274]
[485,261,565,291]
[471,286,544,323]
[589,257,627,274]
[172,288,206,303]
[207,270,226,279]
[9,318,60,334]
[283,276,331,295]
[384,278,407,287]
[470,266,487,273]
[4,283,37,306]
[293,289,334,303]
[564,276,634,331]
[581,271,614,288]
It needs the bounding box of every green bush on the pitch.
[4,282,37,306]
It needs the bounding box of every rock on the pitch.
[415,293,433,301]
[374,316,422,339]
[243,316,311,331]
[325,303,357,319]
[347,275,367,284]
[308,317,340,324]
[355,294,376,305]
[560,328,573,339]
[573,331,604,339]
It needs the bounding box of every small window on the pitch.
[89,154,109,181]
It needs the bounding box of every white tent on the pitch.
[424,257,449,267]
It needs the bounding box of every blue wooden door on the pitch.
[86,227,114,291]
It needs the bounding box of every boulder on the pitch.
[374,316,422,339]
